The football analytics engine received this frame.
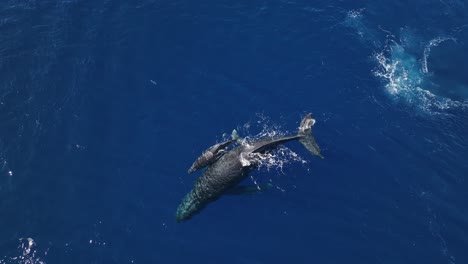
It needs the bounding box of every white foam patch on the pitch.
[344,8,468,114]
[372,42,467,112]
[373,44,423,96]
[247,146,307,172]
[235,115,308,177]
[0,238,47,264]
[239,152,252,167]
[245,146,307,192]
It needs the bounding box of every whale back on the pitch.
[176,147,249,222]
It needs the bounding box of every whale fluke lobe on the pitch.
[298,113,323,158]
[177,113,323,222]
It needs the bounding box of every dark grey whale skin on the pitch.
[176,113,322,222]
[176,146,249,222]
[176,136,301,222]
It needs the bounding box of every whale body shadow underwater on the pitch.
[176,113,323,222]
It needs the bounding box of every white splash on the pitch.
[372,42,466,112]
[373,44,423,96]
[344,8,467,113]
[239,152,252,167]
[0,238,46,264]
[249,146,307,172]
[235,116,308,173]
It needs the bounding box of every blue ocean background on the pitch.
[1,1,467,263]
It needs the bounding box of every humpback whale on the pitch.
[176,113,323,222]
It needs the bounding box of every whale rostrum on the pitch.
[177,113,323,222]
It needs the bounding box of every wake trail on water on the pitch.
[344,9,468,114]
[420,37,456,74]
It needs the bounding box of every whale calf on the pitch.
[187,132,238,173]
[176,113,323,222]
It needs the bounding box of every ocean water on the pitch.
[1,1,467,263]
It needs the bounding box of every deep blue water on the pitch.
[1,1,468,263]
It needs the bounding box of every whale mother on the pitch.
[176,113,323,222]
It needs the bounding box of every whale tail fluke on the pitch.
[298,113,324,158]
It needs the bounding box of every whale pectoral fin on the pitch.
[224,183,273,195]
